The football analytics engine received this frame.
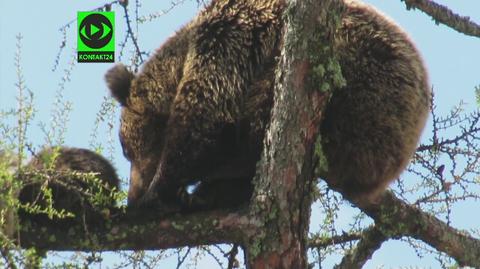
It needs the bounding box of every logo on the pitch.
[77,12,115,63]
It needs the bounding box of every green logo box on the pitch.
[77,11,115,63]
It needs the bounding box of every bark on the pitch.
[243,0,344,267]
[18,210,257,251]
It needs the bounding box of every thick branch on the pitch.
[357,191,480,268]
[18,210,257,251]
[17,182,480,268]
[401,0,480,38]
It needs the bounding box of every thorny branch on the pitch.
[417,110,480,152]
[412,98,480,225]
[137,0,189,23]
[120,1,145,66]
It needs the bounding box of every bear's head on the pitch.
[105,64,168,205]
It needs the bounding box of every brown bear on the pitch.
[18,147,120,224]
[105,0,430,209]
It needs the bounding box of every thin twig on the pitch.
[175,247,191,269]
[0,246,17,269]
[308,232,362,249]
[226,244,239,269]
[121,4,144,65]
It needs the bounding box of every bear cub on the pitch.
[18,147,120,224]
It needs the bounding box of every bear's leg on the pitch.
[138,90,234,207]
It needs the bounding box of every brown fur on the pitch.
[18,147,120,223]
[108,0,282,208]
[321,0,430,203]
[106,0,429,208]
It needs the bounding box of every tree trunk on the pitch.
[244,0,345,268]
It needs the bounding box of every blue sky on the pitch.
[1,0,479,268]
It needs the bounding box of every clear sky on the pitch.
[0,0,479,268]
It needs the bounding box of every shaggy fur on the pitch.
[321,0,430,202]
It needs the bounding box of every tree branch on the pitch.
[18,210,257,251]
[120,2,145,66]
[416,110,480,152]
[226,244,239,269]
[16,189,480,267]
[334,226,387,269]
[401,0,480,38]
[308,232,362,249]
[356,191,480,268]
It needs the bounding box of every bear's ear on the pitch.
[105,64,134,106]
